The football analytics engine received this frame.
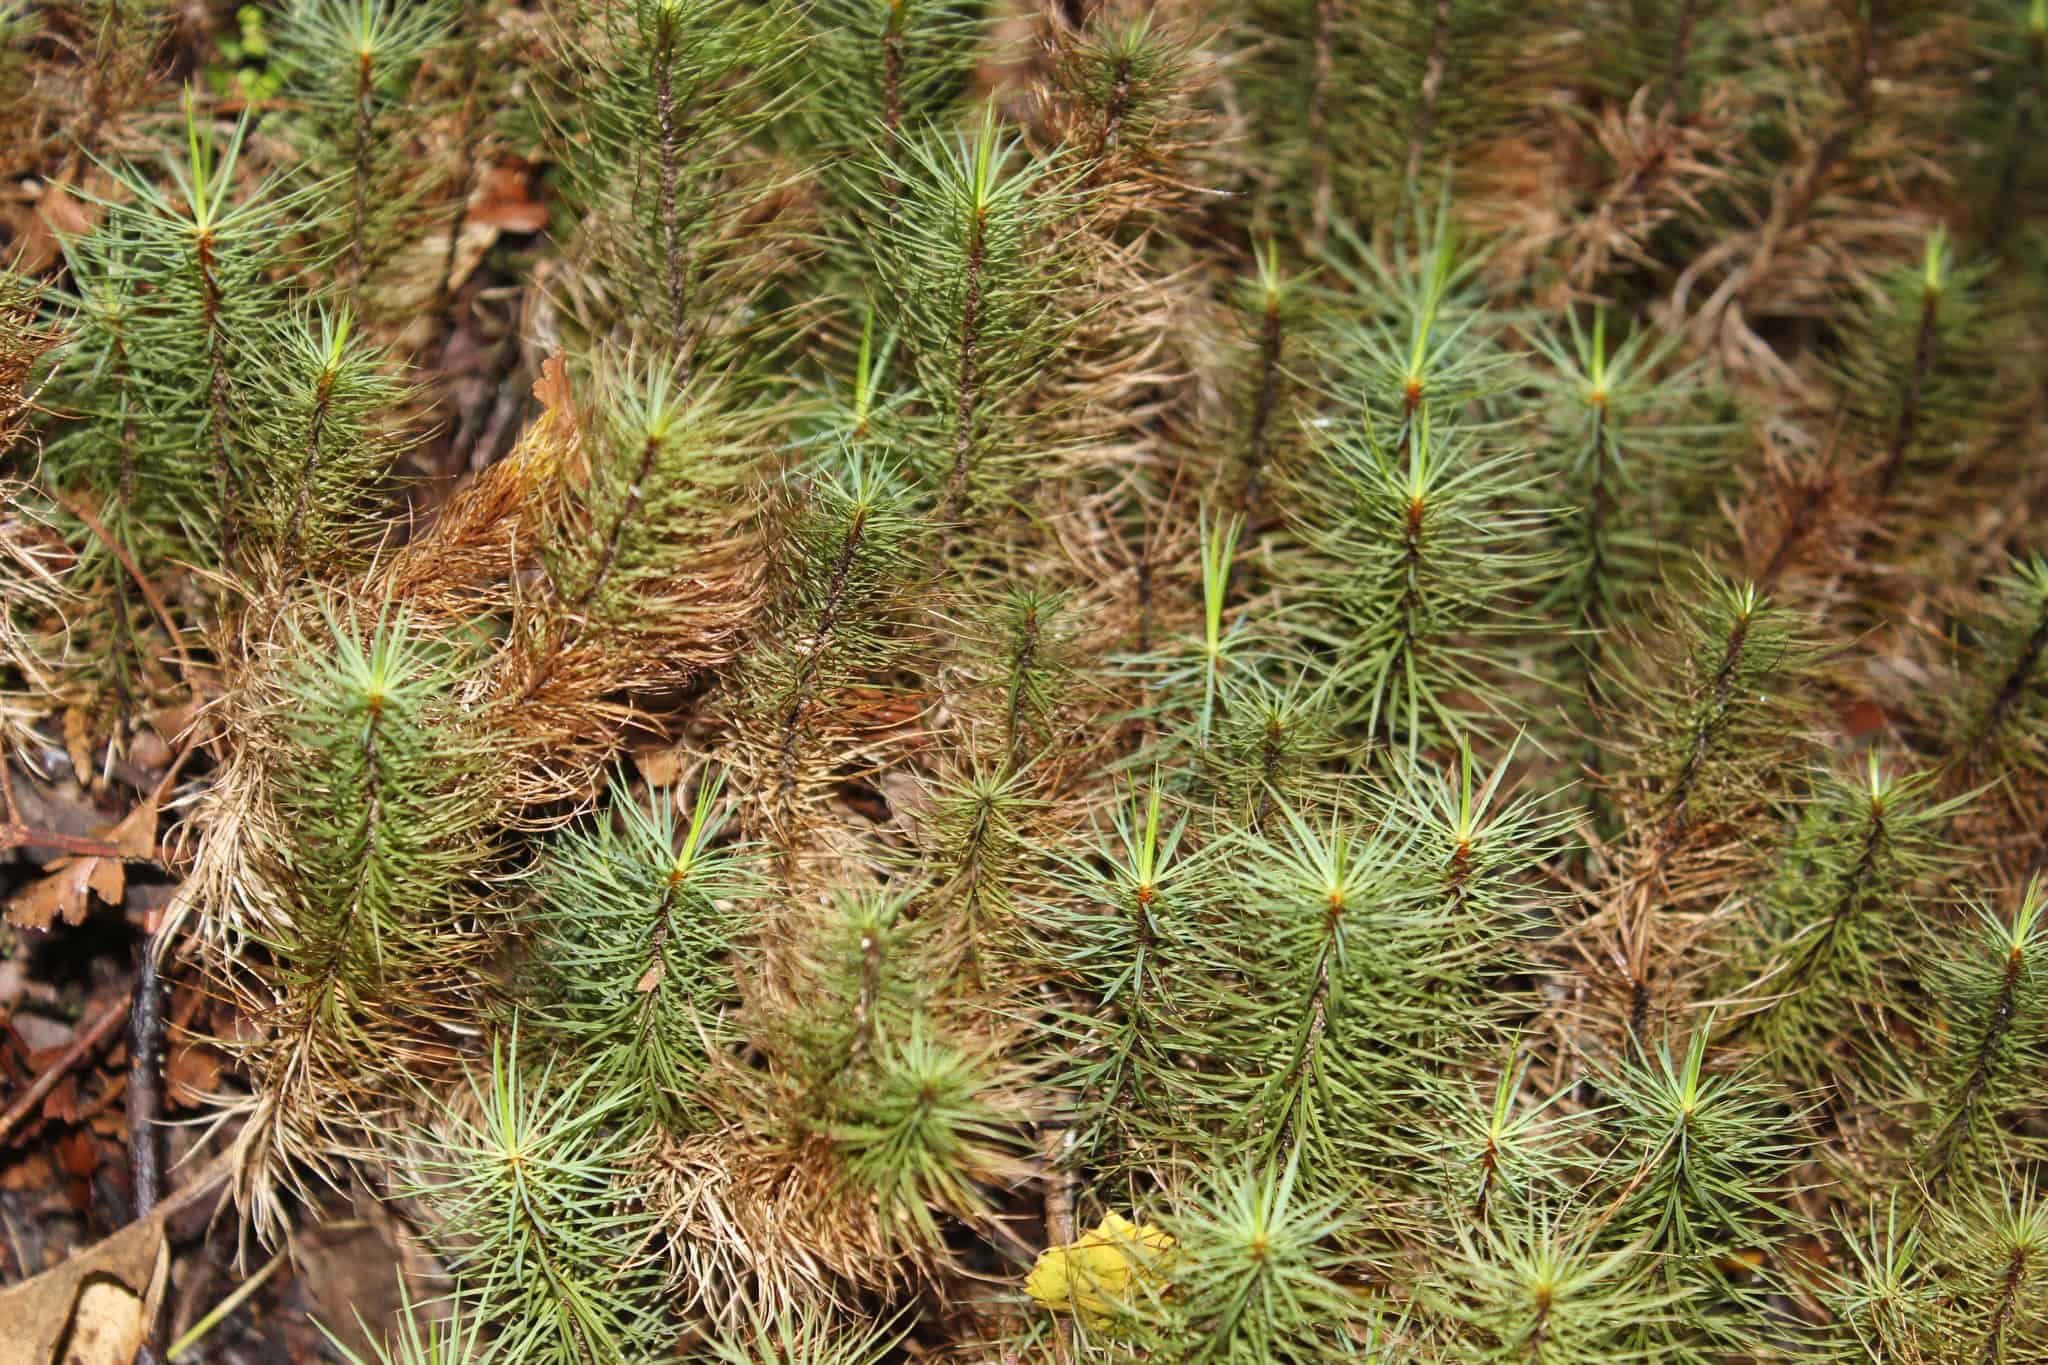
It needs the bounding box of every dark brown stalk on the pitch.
[1981,1243,2032,1364]
[514,1197,602,1364]
[1134,545,1155,652]
[848,922,885,1066]
[1658,608,1750,843]
[946,789,1003,994]
[1874,286,1941,499]
[1989,32,2045,249]
[1238,293,1285,518]
[515,425,670,707]
[1405,0,1453,186]
[1757,481,1825,592]
[1271,927,1336,1160]
[1093,55,1133,163]
[1002,604,1042,761]
[127,941,164,1221]
[110,338,141,709]
[1711,13,1877,326]
[881,3,904,139]
[347,48,375,311]
[635,920,671,1055]
[1252,719,1284,829]
[282,365,338,571]
[653,31,692,372]
[1960,603,2048,764]
[1102,887,1158,1118]
[1528,1288,1553,1358]
[1721,805,1887,1046]
[774,506,871,799]
[1783,11,1876,226]
[1752,403,1847,591]
[939,207,989,520]
[269,701,394,1137]
[1663,0,1701,118]
[875,5,906,201]
[571,433,663,622]
[1576,406,1615,711]
[61,0,153,181]
[1378,492,1431,744]
[1441,831,1474,920]
[436,0,487,309]
[1927,947,2025,1190]
[1788,807,1885,986]
[1307,0,1338,248]
[194,235,241,569]
[339,697,386,973]
[1627,972,1652,1049]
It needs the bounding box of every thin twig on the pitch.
[41,486,198,687]
[0,760,126,860]
[165,1242,290,1362]
[0,991,134,1145]
[1,759,170,863]
[1041,1128,1077,1363]
[129,943,165,1219]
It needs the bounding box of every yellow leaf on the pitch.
[1024,1212,1174,1329]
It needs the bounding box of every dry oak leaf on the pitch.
[1024,1212,1174,1329]
[4,799,156,931]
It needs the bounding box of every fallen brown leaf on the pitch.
[0,1153,227,1365]
[54,1129,96,1181]
[63,1265,168,1365]
[163,1027,223,1111]
[632,744,685,788]
[3,176,104,277]
[1,859,109,931]
[0,1209,166,1365]
[4,799,157,931]
[470,160,548,232]
[0,1150,55,1192]
[39,1075,84,1126]
[296,1216,411,1362]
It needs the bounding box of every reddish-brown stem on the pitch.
[347,48,376,311]
[0,992,134,1145]
[1663,0,1701,118]
[283,365,338,571]
[44,487,198,688]
[653,31,693,372]
[1874,287,1941,499]
[1928,947,2026,1190]
[194,235,241,569]
[1406,0,1453,186]
[1306,0,1338,247]
[774,506,871,800]
[1239,294,1285,519]
[940,207,989,519]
